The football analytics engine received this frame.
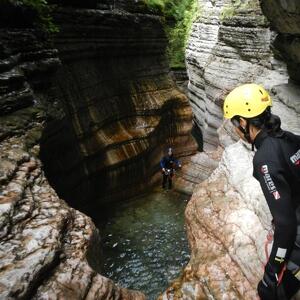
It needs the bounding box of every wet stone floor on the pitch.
[98,189,190,299]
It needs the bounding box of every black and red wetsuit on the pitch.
[253,130,300,299]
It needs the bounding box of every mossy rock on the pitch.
[25,126,43,150]
[0,106,45,140]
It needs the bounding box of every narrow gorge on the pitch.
[0,1,196,298]
[0,0,300,300]
[162,0,300,299]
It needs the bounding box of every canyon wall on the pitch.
[162,0,300,299]
[0,1,196,298]
[40,5,196,210]
[0,21,144,299]
[186,0,288,150]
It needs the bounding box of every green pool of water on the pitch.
[99,189,190,299]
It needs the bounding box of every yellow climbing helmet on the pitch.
[223,83,272,119]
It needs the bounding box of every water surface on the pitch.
[99,189,190,299]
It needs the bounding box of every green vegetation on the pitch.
[220,6,236,20]
[143,0,165,14]
[220,0,258,21]
[15,0,58,33]
[144,0,199,69]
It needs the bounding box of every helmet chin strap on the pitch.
[238,121,255,150]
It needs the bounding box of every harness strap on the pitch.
[263,229,286,285]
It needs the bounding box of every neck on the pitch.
[250,127,261,143]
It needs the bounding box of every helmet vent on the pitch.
[248,109,251,111]
[259,89,263,95]
[245,102,249,105]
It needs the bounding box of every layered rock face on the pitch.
[162,105,300,299]
[162,0,300,299]
[0,24,144,299]
[0,1,196,298]
[259,0,300,118]
[186,0,288,150]
[260,0,300,83]
[0,140,144,300]
[40,6,196,209]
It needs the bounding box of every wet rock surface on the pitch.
[39,6,197,209]
[174,149,222,195]
[0,137,145,299]
[162,141,264,300]
[162,0,300,299]
[0,1,194,299]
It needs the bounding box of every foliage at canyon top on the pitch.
[6,0,198,69]
[3,0,58,33]
[144,0,199,69]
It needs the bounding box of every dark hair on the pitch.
[247,107,282,136]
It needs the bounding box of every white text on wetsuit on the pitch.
[290,149,300,165]
[261,165,281,200]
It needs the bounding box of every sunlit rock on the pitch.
[163,0,300,299]
[186,0,288,150]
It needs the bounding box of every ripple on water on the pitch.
[98,190,190,300]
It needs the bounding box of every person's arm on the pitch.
[173,157,181,168]
[254,160,297,297]
[160,157,165,171]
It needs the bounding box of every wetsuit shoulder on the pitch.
[253,136,281,166]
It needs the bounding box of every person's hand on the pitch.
[162,168,166,173]
[257,279,277,300]
[257,264,278,300]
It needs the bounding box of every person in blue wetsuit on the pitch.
[160,148,181,189]
[224,83,300,300]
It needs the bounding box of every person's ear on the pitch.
[239,117,247,129]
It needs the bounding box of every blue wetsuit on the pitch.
[160,155,180,189]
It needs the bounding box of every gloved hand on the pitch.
[257,264,278,300]
[257,279,277,300]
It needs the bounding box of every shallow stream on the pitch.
[98,189,190,299]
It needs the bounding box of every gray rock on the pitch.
[186,0,289,150]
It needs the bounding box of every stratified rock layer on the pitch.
[0,137,144,300]
[161,98,300,299]
[186,0,288,150]
[162,0,300,299]
[0,9,146,298]
[40,7,196,209]
[260,0,300,83]
[0,1,196,299]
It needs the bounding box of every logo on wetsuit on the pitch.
[290,149,300,166]
[261,165,281,200]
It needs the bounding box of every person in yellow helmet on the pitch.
[224,84,300,300]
